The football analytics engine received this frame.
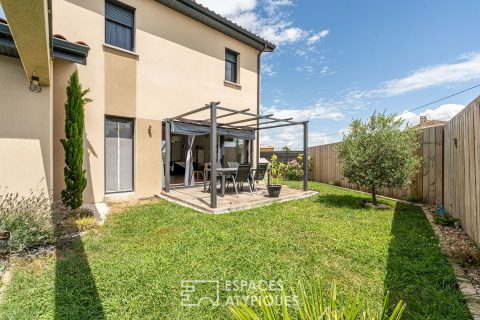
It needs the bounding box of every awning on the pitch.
[171,121,256,140]
[0,22,90,66]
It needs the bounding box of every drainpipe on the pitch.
[48,0,53,54]
[256,47,265,169]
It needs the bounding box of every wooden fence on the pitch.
[308,125,443,203]
[443,98,480,244]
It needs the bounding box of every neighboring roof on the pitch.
[155,0,276,52]
[0,22,90,65]
[413,119,447,128]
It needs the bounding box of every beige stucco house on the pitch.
[0,0,276,212]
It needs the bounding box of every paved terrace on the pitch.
[161,182,317,214]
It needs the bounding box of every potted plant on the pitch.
[267,154,285,198]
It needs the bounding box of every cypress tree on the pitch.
[61,71,92,209]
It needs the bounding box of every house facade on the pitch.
[0,0,275,210]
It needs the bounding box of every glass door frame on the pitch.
[104,115,135,194]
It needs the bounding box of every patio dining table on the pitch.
[203,167,238,197]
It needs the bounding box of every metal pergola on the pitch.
[164,102,309,209]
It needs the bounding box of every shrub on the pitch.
[230,281,405,320]
[433,214,460,227]
[284,159,303,181]
[284,154,311,181]
[74,217,98,232]
[0,190,54,252]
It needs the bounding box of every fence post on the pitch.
[303,121,308,191]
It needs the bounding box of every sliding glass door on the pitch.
[224,137,247,164]
[105,117,134,193]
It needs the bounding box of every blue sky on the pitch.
[199,0,480,149]
[3,2,480,149]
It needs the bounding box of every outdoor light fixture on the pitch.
[29,73,41,93]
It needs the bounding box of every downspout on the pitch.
[48,0,54,195]
[48,0,53,54]
[256,46,266,169]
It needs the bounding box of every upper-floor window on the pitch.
[225,49,239,83]
[105,1,135,51]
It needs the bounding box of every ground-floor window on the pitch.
[105,116,134,193]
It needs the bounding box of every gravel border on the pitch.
[421,206,480,319]
[0,257,10,304]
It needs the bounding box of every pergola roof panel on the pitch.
[169,103,304,131]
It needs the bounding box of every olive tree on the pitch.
[336,112,421,205]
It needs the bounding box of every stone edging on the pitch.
[421,206,480,320]
[0,260,11,304]
[157,190,319,214]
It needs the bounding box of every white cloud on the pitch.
[261,26,307,44]
[261,127,343,150]
[376,52,480,96]
[258,99,349,149]
[196,0,323,46]
[307,30,329,45]
[263,102,345,122]
[264,0,294,15]
[196,0,256,16]
[396,103,464,125]
[295,49,306,56]
[262,62,277,77]
[335,52,480,113]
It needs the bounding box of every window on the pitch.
[105,1,135,51]
[105,117,134,193]
[224,137,247,164]
[225,49,238,83]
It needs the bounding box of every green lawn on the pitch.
[0,182,470,319]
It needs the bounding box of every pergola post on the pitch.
[220,135,225,167]
[303,121,309,191]
[210,102,217,208]
[249,138,254,166]
[165,119,171,193]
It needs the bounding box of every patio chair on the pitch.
[250,163,269,192]
[206,162,223,191]
[230,164,253,196]
[227,161,239,169]
[193,162,204,180]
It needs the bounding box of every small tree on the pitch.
[336,112,420,205]
[61,71,92,209]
